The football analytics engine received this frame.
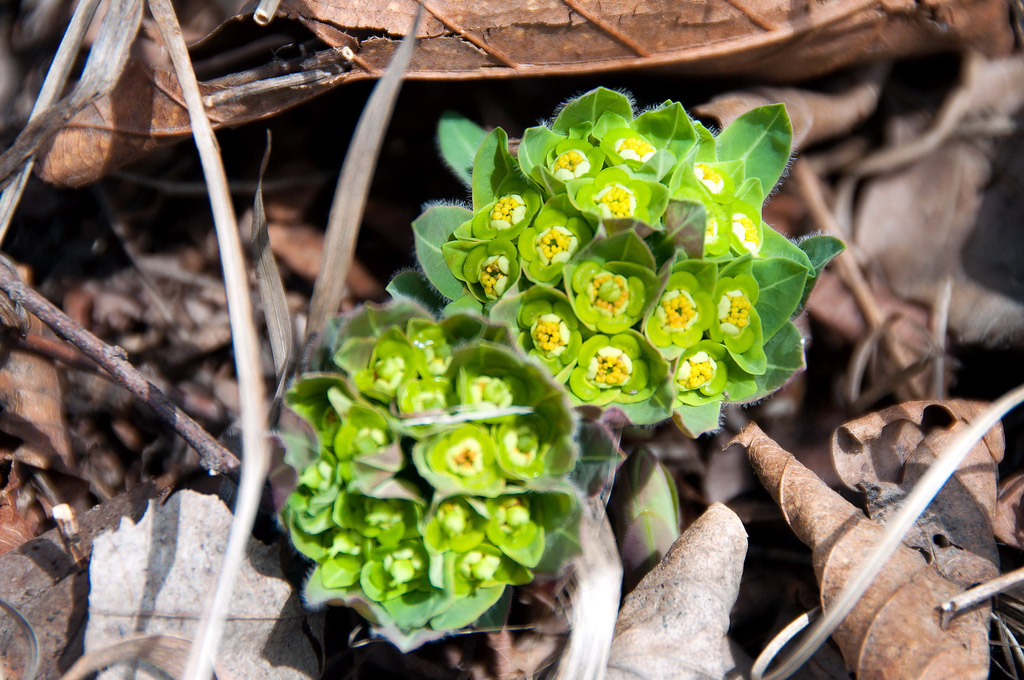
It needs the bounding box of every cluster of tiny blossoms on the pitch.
[281,305,580,648]
[430,87,826,430]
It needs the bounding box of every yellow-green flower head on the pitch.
[728,202,764,256]
[316,528,367,589]
[424,496,486,554]
[536,226,578,266]
[708,274,762,356]
[614,136,656,163]
[483,496,542,567]
[336,492,422,547]
[442,239,521,304]
[694,163,725,195]
[397,377,451,415]
[480,255,511,300]
[360,540,431,603]
[467,375,515,409]
[645,267,715,359]
[552,148,591,181]
[531,313,571,357]
[449,543,531,597]
[593,183,637,219]
[416,424,504,497]
[570,257,654,335]
[569,332,655,408]
[587,345,633,389]
[352,329,417,403]
[407,321,453,378]
[518,196,593,285]
[673,340,729,407]
[490,194,527,231]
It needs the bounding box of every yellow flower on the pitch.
[588,271,630,317]
[657,289,698,331]
[731,213,760,253]
[530,314,571,356]
[479,255,511,300]
[535,226,579,266]
[586,346,633,388]
[552,149,591,181]
[676,351,717,391]
[694,163,725,195]
[593,183,637,218]
[490,194,527,231]
[614,136,655,163]
[717,290,752,336]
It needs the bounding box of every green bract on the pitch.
[644,264,716,359]
[455,177,543,241]
[491,285,583,382]
[352,328,417,402]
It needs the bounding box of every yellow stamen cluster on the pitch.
[588,347,632,387]
[677,352,716,390]
[489,194,526,230]
[614,136,656,162]
[535,226,578,265]
[552,149,590,180]
[479,255,510,300]
[732,213,759,252]
[531,313,570,355]
[588,271,630,316]
[594,183,637,218]
[660,290,697,329]
[694,163,725,194]
[718,290,751,335]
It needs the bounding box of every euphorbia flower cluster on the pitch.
[282,303,585,650]
[415,87,842,433]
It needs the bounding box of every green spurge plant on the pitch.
[281,87,843,650]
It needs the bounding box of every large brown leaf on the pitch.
[34,0,1012,187]
[736,423,990,678]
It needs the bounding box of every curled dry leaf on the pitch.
[995,470,1024,549]
[693,64,887,149]
[831,400,1001,591]
[735,423,990,678]
[35,0,1013,187]
[608,502,749,680]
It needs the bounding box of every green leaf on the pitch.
[797,234,845,310]
[634,101,696,156]
[582,230,658,271]
[672,401,722,438]
[413,206,472,300]
[518,124,563,182]
[472,127,516,208]
[736,320,806,404]
[715,104,792,193]
[759,226,813,271]
[736,177,765,207]
[442,293,483,316]
[437,111,487,188]
[751,257,808,341]
[429,584,507,631]
[553,87,633,135]
[386,270,447,315]
[656,198,707,262]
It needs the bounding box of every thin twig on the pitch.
[930,277,952,400]
[940,565,1024,626]
[0,262,238,473]
[146,4,269,680]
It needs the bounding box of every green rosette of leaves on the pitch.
[644,258,717,359]
[564,231,661,335]
[423,496,488,555]
[518,195,594,285]
[413,423,506,497]
[490,285,583,383]
[570,167,669,229]
[442,238,521,304]
[567,329,673,424]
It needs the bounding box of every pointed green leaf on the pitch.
[437,111,487,188]
[413,206,472,300]
[553,87,633,134]
[672,401,722,438]
[760,226,813,270]
[472,127,516,208]
[796,234,845,310]
[715,103,792,193]
[386,270,447,315]
[752,257,808,341]
[736,320,806,404]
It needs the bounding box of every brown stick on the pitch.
[0,262,239,474]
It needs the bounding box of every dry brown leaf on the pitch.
[693,66,886,149]
[736,423,990,678]
[831,400,1002,590]
[994,470,1024,549]
[0,303,75,476]
[35,0,1012,187]
[608,502,749,680]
